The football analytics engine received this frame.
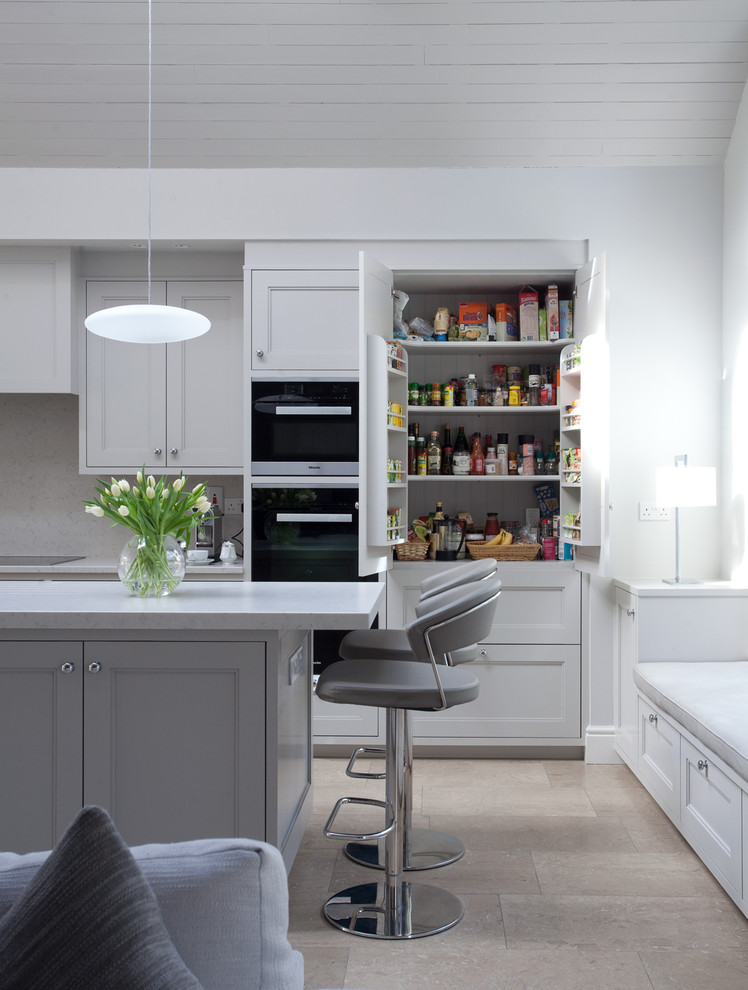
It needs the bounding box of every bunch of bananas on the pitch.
[485,529,513,546]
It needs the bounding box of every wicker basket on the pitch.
[467,541,541,561]
[395,541,430,561]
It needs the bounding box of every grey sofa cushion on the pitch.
[0,827,304,990]
[0,805,203,990]
[633,660,748,781]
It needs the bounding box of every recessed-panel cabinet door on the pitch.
[85,281,167,470]
[0,642,83,852]
[165,281,243,470]
[82,641,266,846]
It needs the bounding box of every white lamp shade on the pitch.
[656,465,717,508]
[85,304,211,344]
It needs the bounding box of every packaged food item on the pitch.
[560,299,573,338]
[538,308,547,341]
[545,284,560,341]
[434,306,450,342]
[458,302,488,341]
[494,303,518,342]
[519,288,539,340]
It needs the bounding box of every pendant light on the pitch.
[85,0,210,345]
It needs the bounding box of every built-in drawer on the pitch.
[412,643,581,740]
[638,696,680,819]
[680,736,742,897]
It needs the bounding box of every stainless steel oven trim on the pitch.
[251,461,359,476]
[275,406,352,416]
[276,512,353,523]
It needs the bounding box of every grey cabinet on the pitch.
[250,269,358,372]
[0,638,268,853]
[84,280,243,473]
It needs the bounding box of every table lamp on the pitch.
[655,454,717,585]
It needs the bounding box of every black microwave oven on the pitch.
[251,380,359,476]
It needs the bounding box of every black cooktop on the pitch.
[0,555,86,566]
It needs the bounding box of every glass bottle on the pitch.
[470,433,485,475]
[484,512,499,538]
[416,436,427,475]
[464,373,478,406]
[452,426,470,475]
[407,434,416,475]
[426,430,442,474]
[484,444,498,475]
[495,433,509,475]
[441,423,454,475]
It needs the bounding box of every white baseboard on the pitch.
[584,725,623,764]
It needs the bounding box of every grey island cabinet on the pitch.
[0,580,383,868]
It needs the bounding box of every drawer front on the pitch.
[638,697,680,818]
[312,686,380,739]
[412,643,581,740]
[680,737,742,895]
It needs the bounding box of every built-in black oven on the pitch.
[251,484,377,673]
[251,380,359,476]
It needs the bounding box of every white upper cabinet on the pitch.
[250,269,358,372]
[84,280,243,474]
[0,247,76,393]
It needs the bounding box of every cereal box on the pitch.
[519,288,539,340]
[545,284,560,341]
[494,303,518,342]
[458,302,488,341]
[560,299,573,339]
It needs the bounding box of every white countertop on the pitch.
[0,580,384,632]
[614,578,748,597]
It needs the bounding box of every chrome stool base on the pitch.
[323,880,463,939]
[344,827,464,871]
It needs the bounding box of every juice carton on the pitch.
[519,288,539,340]
[560,299,573,338]
[494,303,517,341]
[458,301,488,341]
[545,284,560,341]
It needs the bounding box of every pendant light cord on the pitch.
[147,0,152,304]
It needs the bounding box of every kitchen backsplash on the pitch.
[0,394,243,559]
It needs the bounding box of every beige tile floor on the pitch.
[288,757,748,990]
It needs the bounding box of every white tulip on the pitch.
[147,475,156,488]
[118,505,130,517]
[146,486,156,499]
[133,486,140,496]
[173,477,185,492]
[192,484,203,494]
[85,505,105,517]
[118,479,130,493]
[137,471,143,484]
[161,487,169,499]
[110,484,121,497]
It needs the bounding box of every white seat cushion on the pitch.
[633,661,748,782]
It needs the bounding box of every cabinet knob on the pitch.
[698,759,710,773]
[648,713,658,724]
[154,448,162,456]
[626,608,636,616]
[255,349,264,358]
[479,649,488,657]
[88,662,102,673]
[60,661,75,673]
[169,447,179,455]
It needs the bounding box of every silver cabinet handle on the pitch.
[256,349,264,357]
[169,447,179,455]
[648,713,658,724]
[479,649,488,656]
[698,759,710,773]
[60,661,75,673]
[88,662,102,673]
[626,608,636,616]
[154,448,162,456]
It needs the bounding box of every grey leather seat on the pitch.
[337,558,499,872]
[316,574,501,939]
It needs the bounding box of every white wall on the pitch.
[723,83,748,582]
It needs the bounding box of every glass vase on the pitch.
[117,534,186,597]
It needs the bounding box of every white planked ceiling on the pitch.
[2,0,748,168]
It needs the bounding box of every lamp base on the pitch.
[662,578,703,585]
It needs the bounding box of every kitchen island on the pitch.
[0,580,383,868]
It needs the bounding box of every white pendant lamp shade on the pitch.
[85,304,211,344]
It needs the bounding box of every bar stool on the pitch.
[338,559,499,871]
[317,575,501,939]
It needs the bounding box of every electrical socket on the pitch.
[225,497,244,515]
[639,502,673,521]
[204,486,224,513]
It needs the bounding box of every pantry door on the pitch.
[358,251,396,577]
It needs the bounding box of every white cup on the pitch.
[187,549,209,562]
